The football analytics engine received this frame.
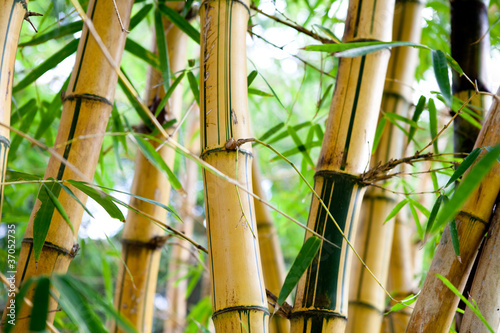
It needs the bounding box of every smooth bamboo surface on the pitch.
[347,1,422,332]
[253,160,290,333]
[460,199,500,333]
[1,0,133,329]
[200,0,269,331]
[406,87,500,332]
[0,0,27,223]
[290,0,394,330]
[113,21,188,333]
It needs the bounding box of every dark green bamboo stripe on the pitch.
[217,0,221,145]
[115,244,129,333]
[341,56,366,171]
[370,0,378,33]
[228,0,234,139]
[0,1,17,83]
[353,0,364,38]
[203,169,217,310]
[71,0,99,92]
[356,197,375,298]
[20,241,33,283]
[56,98,82,180]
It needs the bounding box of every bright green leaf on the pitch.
[445,148,482,187]
[432,50,452,106]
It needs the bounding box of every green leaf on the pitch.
[158,4,200,44]
[6,278,37,332]
[118,68,154,129]
[433,143,500,233]
[312,24,341,43]
[30,277,51,332]
[385,294,417,314]
[247,70,258,87]
[372,116,386,154]
[317,83,333,110]
[125,38,160,69]
[444,53,464,76]
[384,199,409,223]
[155,7,170,93]
[43,182,74,233]
[187,71,200,105]
[287,126,315,167]
[10,98,37,126]
[6,169,42,181]
[134,137,183,192]
[278,236,321,305]
[259,122,285,142]
[432,50,452,106]
[409,201,423,239]
[248,88,273,97]
[384,112,419,129]
[13,38,79,93]
[436,274,495,333]
[66,180,125,221]
[449,220,461,259]
[428,98,439,154]
[268,121,311,145]
[425,194,444,235]
[155,72,186,116]
[304,41,428,57]
[129,3,153,30]
[19,21,82,47]
[408,96,426,143]
[445,148,482,187]
[60,183,94,218]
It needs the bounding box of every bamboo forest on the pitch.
[1,0,500,332]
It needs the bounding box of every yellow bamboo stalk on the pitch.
[460,198,500,332]
[0,0,27,222]
[200,0,269,330]
[1,0,133,329]
[290,0,394,331]
[346,1,423,332]
[253,160,290,333]
[164,109,199,333]
[113,22,188,333]
[406,88,500,332]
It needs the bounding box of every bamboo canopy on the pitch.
[290,0,394,330]
[200,0,269,331]
[1,0,133,329]
[347,0,423,332]
[253,160,290,333]
[0,0,27,222]
[113,21,188,333]
[460,198,500,332]
[406,87,500,332]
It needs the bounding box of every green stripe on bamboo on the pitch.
[347,1,423,332]
[290,0,394,330]
[1,0,134,330]
[406,88,500,332]
[200,0,269,330]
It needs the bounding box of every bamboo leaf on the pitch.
[449,220,461,260]
[317,83,333,110]
[436,274,495,333]
[409,202,423,239]
[29,277,51,332]
[134,137,184,192]
[43,183,74,234]
[426,194,444,235]
[111,104,128,153]
[385,294,417,314]
[445,147,482,187]
[60,183,94,218]
[187,71,200,105]
[6,169,42,181]
[6,278,37,332]
[158,4,200,44]
[268,121,311,145]
[247,70,258,87]
[278,236,321,305]
[433,143,500,233]
[19,21,82,47]
[248,88,273,97]
[125,38,160,69]
[444,53,464,76]
[129,3,153,30]
[287,125,315,167]
[428,98,439,154]
[13,38,79,93]
[304,41,428,57]
[408,95,426,143]
[118,68,154,129]
[155,72,186,116]
[66,180,125,221]
[312,24,341,43]
[259,122,285,142]
[384,199,409,223]
[409,198,430,218]
[432,50,452,106]
[384,111,419,128]
[372,116,386,154]
[155,7,170,92]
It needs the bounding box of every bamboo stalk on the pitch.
[113,20,188,333]
[346,1,423,332]
[1,0,133,329]
[253,160,290,333]
[290,0,394,330]
[459,198,500,333]
[200,0,269,330]
[406,88,500,332]
[0,0,27,223]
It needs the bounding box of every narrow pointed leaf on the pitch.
[408,95,426,143]
[372,116,386,153]
[158,4,200,44]
[409,201,424,239]
[187,71,200,105]
[278,236,321,305]
[304,41,427,57]
[445,147,482,187]
[259,122,285,141]
[432,50,452,106]
[66,180,125,221]
[29,277,51,332]
[129,3,153,30]
[449,220,461,259]
[125,38,160,69]
[43,183,74,233]
[433,143,500,233]
[248,88,273,97]
[312,24,341,43]
[19,21,82,47]
[426,194,444,235]
[60,183,94,218]
[428,98,439,154]
[384,199,409,223]
[155,7,170,92]
[247,70,258,87]
[385,294,417,314]
[287,125,315,166]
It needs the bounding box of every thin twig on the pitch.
[111,0,130,33]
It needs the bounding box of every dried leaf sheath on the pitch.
[200,0,269,331]
[347,1,423,332]
[1,0,133,329]
[290,0,394,330]
[0,0,27,223]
